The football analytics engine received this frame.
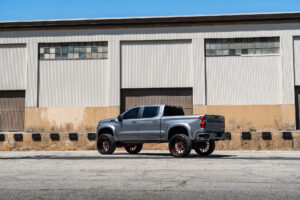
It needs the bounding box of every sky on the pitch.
[0,0,300,21]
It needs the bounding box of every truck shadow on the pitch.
[0,153,299,160]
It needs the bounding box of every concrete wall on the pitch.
[24,106,119,132]
[194,105,295,132]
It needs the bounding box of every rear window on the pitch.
[163,106,184,116]
[142,106,159,118]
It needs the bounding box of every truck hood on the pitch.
[100,118,117,123]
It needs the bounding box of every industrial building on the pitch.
[1,12,300,133]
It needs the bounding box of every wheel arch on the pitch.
[97,126,115,137]
[167,124,192,140]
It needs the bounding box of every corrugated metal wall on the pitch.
[0,22,299,106]
[39,60,109,107]
[0,91,25,131]
[0,44,26,90]
[121,40,192,88]
[206,56,282,105]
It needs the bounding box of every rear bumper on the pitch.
[196,132,225,141]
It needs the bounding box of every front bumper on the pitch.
[196,132,225,141]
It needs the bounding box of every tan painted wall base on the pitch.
[0,132,300,151]
[194,104,296,132]
[23,104,296,133]
[24,107,120,133]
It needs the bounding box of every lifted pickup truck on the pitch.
[96,105,225,157]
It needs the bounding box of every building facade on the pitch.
[0,12,300,133]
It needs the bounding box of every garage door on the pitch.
[121,88,193,115]
[0,91,25,131]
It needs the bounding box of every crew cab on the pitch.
[96,105,225,157]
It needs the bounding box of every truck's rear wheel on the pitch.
[169,134,192,157]
[97,134,116,155]
[194,140,215,156]
[125,143,143,154]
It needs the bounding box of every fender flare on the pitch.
[167,123,192,139]
[98,125,116,137]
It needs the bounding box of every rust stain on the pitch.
[24,106,120,133]
[194,104,296,132]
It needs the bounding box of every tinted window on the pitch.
[123,107,140,119]
[142,106,159,118]
[163,106,184,116]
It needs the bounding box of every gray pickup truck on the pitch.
[96,105,225,157]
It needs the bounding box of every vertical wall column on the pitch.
[192,38,206,105]
[25,41,39,107]
[108,40,121,107]
[281,35,295,104]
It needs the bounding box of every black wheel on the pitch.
[97,134,116,155]
[169,134,192,157]
[194,140,215,156]
[125,143,143,154]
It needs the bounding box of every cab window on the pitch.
[142,106,159,118]
[123,107,140,119]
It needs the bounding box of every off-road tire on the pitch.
[125,143,143,154]
[169,134,192,157]
[97,134,116,155]
[194,140,215,156]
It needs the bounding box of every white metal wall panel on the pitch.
[206,55,282,105]
[294,37,300,86]
[0,44,26,90]
[39,60,109,107]
[121,40,192,88]
[1,22,300,106]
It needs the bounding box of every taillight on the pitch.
[200,116,206,128]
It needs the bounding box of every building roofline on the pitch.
[1,12,300,30]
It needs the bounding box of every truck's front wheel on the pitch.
[169,134,192,157]
[194,140,215,156]
[97,134,116,155]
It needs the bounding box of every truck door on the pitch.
[118,107,141,141]
[136,106,161,141]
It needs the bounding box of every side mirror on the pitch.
[117,115,123,122]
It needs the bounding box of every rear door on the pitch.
[137,106,162,141]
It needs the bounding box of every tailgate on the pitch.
[205,115,225,133]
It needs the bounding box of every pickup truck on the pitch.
[96,105,225,157]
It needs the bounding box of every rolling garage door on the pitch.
[121,88,193,115]
[0,91,25,131]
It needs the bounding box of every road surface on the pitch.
[0,150,300,200]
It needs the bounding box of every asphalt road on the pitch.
[0,150,300,200]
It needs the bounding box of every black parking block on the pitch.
[50,133,60,141]
[69,133,78,141]
[282,132,293,140]
[225,132,231,140]
[262,132,272,140]
[32,133,41,141]
[242,132,251,140]
[14,134,23,141]
[0,134,5,141]
[88,133,96,140]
